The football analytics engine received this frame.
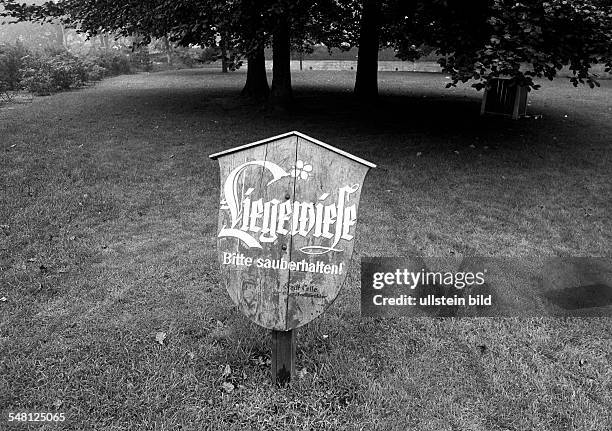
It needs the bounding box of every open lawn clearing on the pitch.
[1,69,611,430]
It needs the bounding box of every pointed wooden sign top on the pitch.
[210,131,375,330]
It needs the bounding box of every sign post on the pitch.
[210,131,375,384]
[271,329,295,384]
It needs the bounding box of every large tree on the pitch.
[1,0,275,99]
[267,0,356,106]
[337,0,611,98]
[4,0,608,102]
[0,0,351,106]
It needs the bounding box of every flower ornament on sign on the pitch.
[290,160,312,180]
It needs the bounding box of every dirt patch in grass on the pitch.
[1,69,611,430]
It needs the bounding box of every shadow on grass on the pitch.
[97,69,593,163]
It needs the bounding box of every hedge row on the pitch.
[0,43,146,96]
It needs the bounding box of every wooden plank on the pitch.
[271,329,295,385]
[209,131,296,160]
[216,136,296,330]
[210,131,376,169]
[285,136,370,329]
[512,85,521,120]
[480,87,488,116]
[292,131,377,168]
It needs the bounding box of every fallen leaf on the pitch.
[221,382,234,393]
[0,297,7,302]
[222,364,231,378]
[155,331,167,345]
[298,368,308,379]
[469,144,476,149]
[416,152,422,157]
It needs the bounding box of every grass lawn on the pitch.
[0,69,611,430]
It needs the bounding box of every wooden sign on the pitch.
[210,131,375,331]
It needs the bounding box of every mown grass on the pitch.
[0,69,611,430]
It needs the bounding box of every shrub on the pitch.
[19,50,89,95]
[173,47,198,68]
[1,43,133,97]
[129,47,152,72]
[84,62,107,81]
[88,51,131,76]
[49,51,88,90]
[19,57,54,95]
[0,42,29,92]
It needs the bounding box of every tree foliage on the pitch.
[390,0,612,90]
[2,0,610,97]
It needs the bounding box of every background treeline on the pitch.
[0,18,225,97]
[2,0,611,106]
[0,41,216,98]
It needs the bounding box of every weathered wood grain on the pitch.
[213,132,373,330]
[285,136,369,329]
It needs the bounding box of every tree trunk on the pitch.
[100,33,110,52]
[56,24,68,50]
[354,0,380,99]
[163,36,173,66]
[221,33,229,73]
[241,44,269,100]
[270,14,293,107]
